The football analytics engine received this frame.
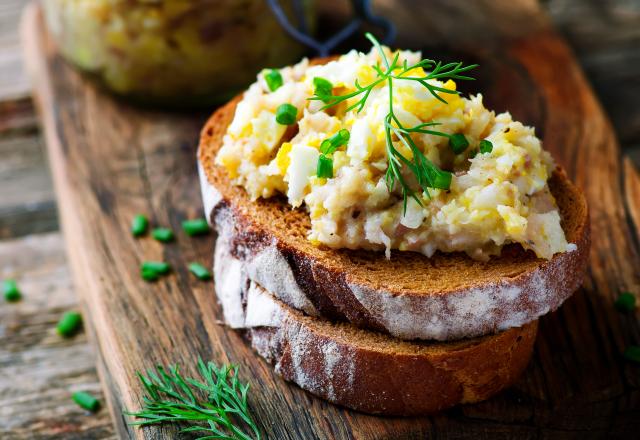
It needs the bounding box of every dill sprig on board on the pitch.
[310,33,478,211]
[126,359,261,440]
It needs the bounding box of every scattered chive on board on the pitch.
[3,279,21,302]
[623,345,640,364]
[141,267,160,282]
[152,228,174,243]
[57,311,82,337]
[141,261,171,275]
[615,292,636,312]
[131,214,149,237]
[181,218,210,236]
[72,391,100,412]
[188,262,212,280]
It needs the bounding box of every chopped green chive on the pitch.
[181,218,210,236]
[469,149,478,159]
[72,391,100,412]
[479,139,493,154]
[623,345,640,364]
[188,262,212,280]
[449,133,469,154]
[131,214,149,237]
[430,170,453,190]
[615,292,636,312]
[317,154,334,178]
[141,261,171,275]
[152,228,174,243]
[3,279,21,302]
[313,77,333,103]
[265,69,283,92]
[320,129,350,155]
[275,103,298,125]
[57,311,82,337]
[141,261,170,282]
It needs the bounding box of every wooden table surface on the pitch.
[1,0,639,438]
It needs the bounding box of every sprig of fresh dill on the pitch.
[310,32,478,211]
[126,359,261,440]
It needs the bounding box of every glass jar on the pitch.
[42,0,315,108]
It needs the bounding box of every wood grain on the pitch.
[0,232,115,440]
[22,2,640,440]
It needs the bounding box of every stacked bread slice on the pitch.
[197,96,590,415]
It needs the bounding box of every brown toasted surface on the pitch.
[199,95,589,295]
[244,284,538,415]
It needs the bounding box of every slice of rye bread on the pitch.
[198,94,590,341]
[214,235,538,415]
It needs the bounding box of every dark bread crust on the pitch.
[235,280,537,416]
[198,92,590,341]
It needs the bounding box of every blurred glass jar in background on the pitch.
[43,0,315,108]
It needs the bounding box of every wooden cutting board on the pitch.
[22,2,640,438]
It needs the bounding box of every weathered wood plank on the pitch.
[0,0,31,100]
[0,232,115,440]
[22,2,640,440]
[0,133,58,238]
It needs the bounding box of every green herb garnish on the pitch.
[265,69,283,92]
[188,262,212,280]
[127,359,261,440]
[449,133,469,154]
[57,311,82,337]
[182,218,210,236]
[3,279,21,302]
[73,391,100,412]
[313,77,333,103]
[152,228,174,243]
[275,103,298,125]
[317,154,334,178]
[479,139,493,154]
[309,32,477,211]
[615,292,636,312]
[131,214,149,237]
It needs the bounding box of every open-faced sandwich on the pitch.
[198,34,589,415]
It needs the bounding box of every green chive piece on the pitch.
[623,345,640,364]
[265,69,283,92]
[131,214,149,237]
[449,133,469,154]
[469,149,478,159]
[431,170,452,190]
[317,155,334,178]
[72,391,100,412]
[181,218,210,236]
[188,262,212,280]
[479,139,493,154]
[3,279,21,302]
[141,267,160,282]
[152,228,174,243]
[615,292,637,312]
[313,77,334,102]
[141,261,171,275]
[320,129,350,155]
[275,103,298,125]
[57,311,82,337]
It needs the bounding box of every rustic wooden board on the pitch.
[0,232,115,439]
[22,2,640,439]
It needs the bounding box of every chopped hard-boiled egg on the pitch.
[215,45,573,260]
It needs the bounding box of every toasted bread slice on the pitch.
[198,95,590,341]
[214,235,537,415]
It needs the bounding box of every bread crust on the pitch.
[198,94,590,341]
[213,235,538,415]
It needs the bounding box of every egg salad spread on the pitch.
[216,44,575,261]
